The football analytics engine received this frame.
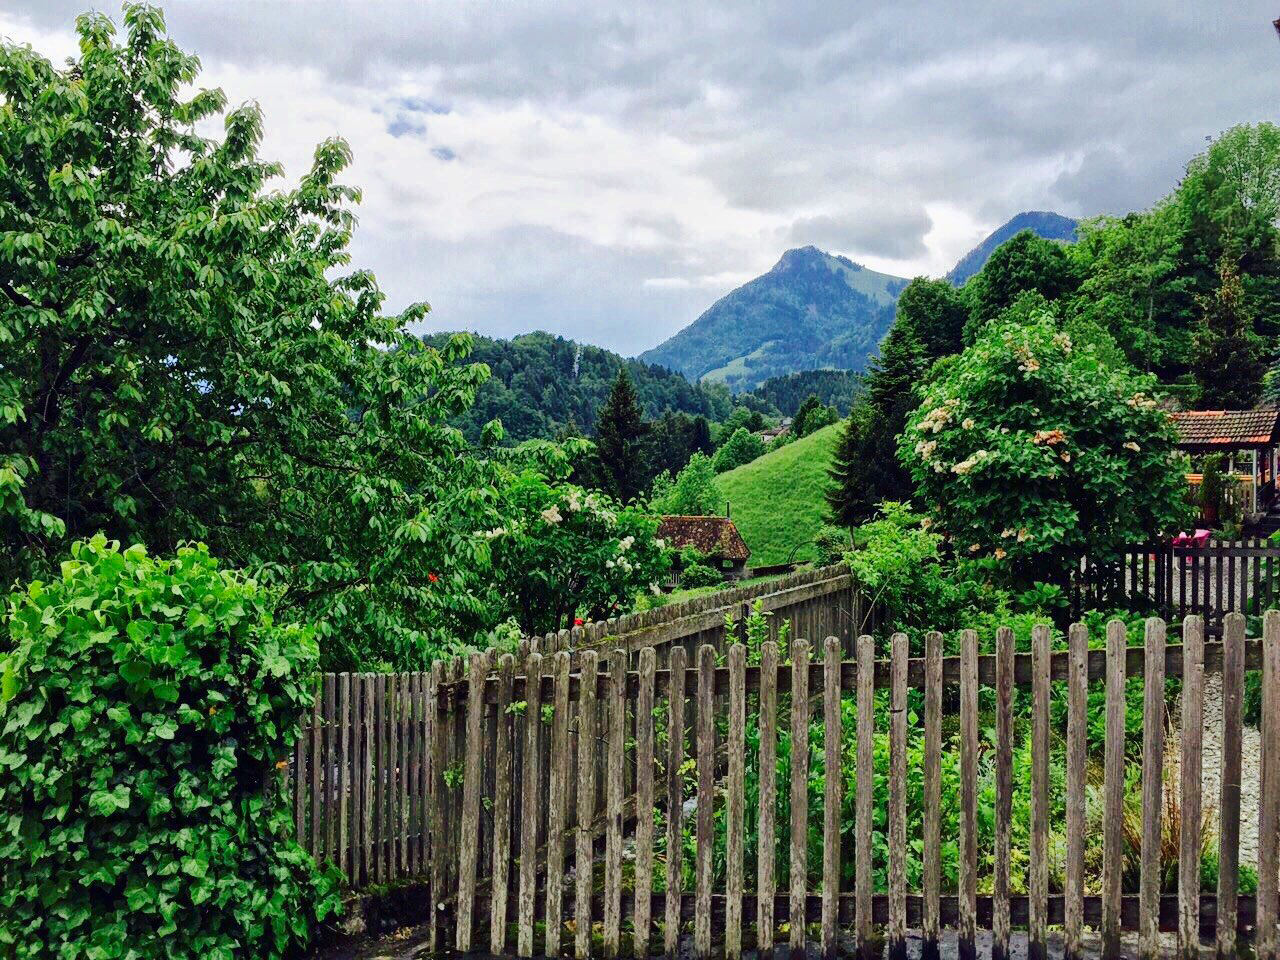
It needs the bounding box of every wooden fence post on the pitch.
[1102,620,1127,958]
[664,646,687,959]
[757,640,779,958]
[887,633,907,960]
[958,629,978,960]
[790,637,812,956]
[726,643,747,960]
[1219,613,1245,960]
[993,627,1014,960]
[1180,617,1204,960]
[856,632,875,960]
[1139,618,1166,960]
[696,644,717,959]
[922,631,943,960]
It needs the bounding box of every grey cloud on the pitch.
[7,0,1280,353]
[789,207,932,260]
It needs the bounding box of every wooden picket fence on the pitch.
[287,563,861,888]
[290,606,1280,958]
[1082,538,1280,634]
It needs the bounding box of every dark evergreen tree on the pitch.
[594,369,649,501]
[1193,257,1266,408]
[792,394,822,437]
[895,276,969,361]
[965,230,1080,342]
[825,325,924,526]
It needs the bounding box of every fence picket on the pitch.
[922,631,942,960]
[757,640,778,958]
[1180,617,1204,960]
[1261,610,1280,960]
[324,673,336,867]
[790,637,811,955]
[490,655,515,956]
[311,680,323,863]
[518,652,543,958]
[1102,620,1126,958]
[888,633,907,960]
[604,650,626,958]
[993,627,1013,960]
[1218,613,1245,960]
[362,673,374,888]
[664,646,687,958]
[572,650,598,958]
[1139,618,1166,960]
[1065,624,1087,960]
[696,644,716,959]
[633,648,656,960]
[856,633,874,960]
[1030,625,1050,960]
[726,643,747,960]
[428,662,446,952]
[546,652,571,958]
[295,696,307,851]
[456,655,486,952]
[959,628,978,960]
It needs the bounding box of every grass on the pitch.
[716,421,841,567]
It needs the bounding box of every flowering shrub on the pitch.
[0,537,339,958]
[489,469,669,635]
[899,314,1191,589]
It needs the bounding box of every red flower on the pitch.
[428,572,439,583]
[574,617,585,626]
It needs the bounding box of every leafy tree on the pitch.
[593,369,649,501]
[899,312,1191,589]
[965,230,1080,341]
[713,427,766,473]
[792,395,823,437]
[895,277,968,361]
[651,453,722,516]
[0,6,508,668]
[716,406,765,442]
[1192,257,1266,408]
[488,469,668,635]
[0,536,341,957]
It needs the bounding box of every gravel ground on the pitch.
[1184,673,1262,867]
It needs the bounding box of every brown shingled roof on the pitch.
[657,515,751,562]
[1170,410,1280,449]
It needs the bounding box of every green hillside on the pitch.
[718,422,841,566]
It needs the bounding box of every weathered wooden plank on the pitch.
[726,643,747,960]
[993,627,1014,960]
[664,645,687,958]
[1218,613,1245,960]
[577,649,600,960]
[295,693,308,850]
[1102,620,1127,958]
[389,673,401,882]
[633,648,656,960]
[544,652,571,955]
[791,637,812,956]
[922,631,943,960]
[1180,617,1204,960]
[1065,624,1088,960]
[1258,610,1279,960]
[1139,618,1166,960]
[399,672,410,876]
[1030,625,1050,960]
[373,673,386,883]
[362,673,375,887]
[605,650,627,958]
[888,632,907,960]
[311,677,323,862]
[519,652,544,958]
[337,673,352,883]
[856,633,875,960]
[325,673,337,866]
[696,644,716,959]
[428,662,447,952]
[758,640,778,958]
[959,629,978,960]
[490,655,515,956]
[457,655,486,952]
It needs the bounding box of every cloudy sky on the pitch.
[4,2,1278,355]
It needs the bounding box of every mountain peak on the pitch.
[946,211,1078,285]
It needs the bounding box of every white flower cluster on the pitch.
[541,505,563,525]
[951,449,990,476]
[917,402,956,434]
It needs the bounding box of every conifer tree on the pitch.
[1193,257,1266,408]
[594,369,649,501]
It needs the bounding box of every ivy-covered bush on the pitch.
[0,537,339,958]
